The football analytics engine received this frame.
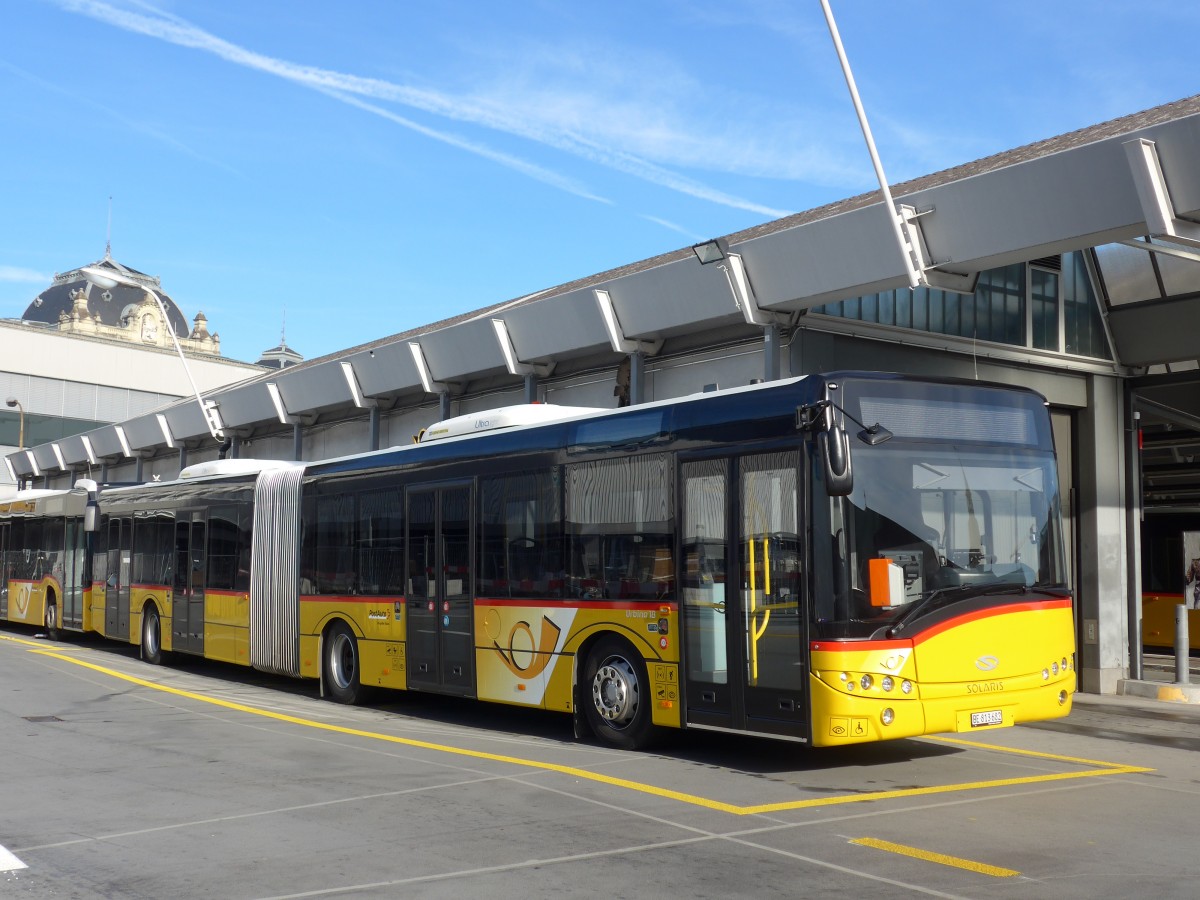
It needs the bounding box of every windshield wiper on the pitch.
[886,583,1028,637]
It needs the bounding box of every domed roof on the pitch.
[22,255,189,337]
[256,340,304,369]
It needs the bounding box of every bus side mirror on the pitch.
[820,426,854,496]
[84,499,99,533]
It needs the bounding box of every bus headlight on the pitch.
[1042,668,1050,680]
[880,708,895,726]
[1051,661,1059,675]
[860,675,873,690]
[881,676,894,692]
[1058,690,1068,705]
[901,680,913,694]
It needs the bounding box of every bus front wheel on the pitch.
[142,606,163,665]
[582,637,654,750]
[324,622,362,704]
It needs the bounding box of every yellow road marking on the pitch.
[851,837,1020,877]
[923,734,1135,769]
[4,636,1153,816]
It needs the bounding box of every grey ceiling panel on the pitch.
[345,341,423,398]
[31,444,60,472]
[1108,296,1200,366]
[503,290,611,361]
[164,401,216,445]
[1154,115,1200,218]
[58,434,90,467]
[418,318,507,382]
[604,259,742,337]
[87,425,129,460]
[122,412,169,451]
[7,450,33,477]
[1155,252,1200,298]
[212,380,283,430]
[1094,243,1163,305]
[744,116,1200,312]
[276,361,356,415]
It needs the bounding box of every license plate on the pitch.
[970,709,1004,727]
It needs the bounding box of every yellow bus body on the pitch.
[809,598,1075,747]
[1142,593,1200,651]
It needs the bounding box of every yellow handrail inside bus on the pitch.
[747,536,772,686]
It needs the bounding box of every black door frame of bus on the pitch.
[404,479,476,698]
[677,444,811,740]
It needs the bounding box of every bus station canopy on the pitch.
[12,95,1200,481]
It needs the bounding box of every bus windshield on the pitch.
[815,382,1067,639]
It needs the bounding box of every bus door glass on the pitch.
[105,517,130,638]
[683,451,806,737]
[0,520,8,618]
[406,483,475,696]
[172,511,207,654]
[63,517,84,628]
[682,458,732,726]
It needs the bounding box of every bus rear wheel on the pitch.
[324,622,362,705]
[142,606,163,665]
[582,637,654,750]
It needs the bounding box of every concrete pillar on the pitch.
[629,352,646,405]
[135,456,144,483]
[764,323,782,381]
[439,392,452,421]
[1075,373,1129,694]
[368,407,381,452]
[178,446,188,471]
[293,424,303,462]
[524,373,538,404]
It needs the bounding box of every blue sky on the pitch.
[1,0,1194,365]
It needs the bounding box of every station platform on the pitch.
[1117,653,1200,704]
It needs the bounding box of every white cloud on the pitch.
[639,215,705,242]
[54,0,792,216]
[0,266,50,284]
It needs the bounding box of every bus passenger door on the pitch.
[406,483,475,697]
[63,518,84,629]
[1,521,8,619]
[682,452,807,739]
[105,517,133,639]
[172,511,206,655]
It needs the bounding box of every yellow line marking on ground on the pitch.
[10,640,1154,816]
[922,734,1138,770]
[851,837,1020,877]
[0,634,57,649]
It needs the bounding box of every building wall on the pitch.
[0,321,262,493]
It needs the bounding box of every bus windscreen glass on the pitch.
[816,383,1066,638]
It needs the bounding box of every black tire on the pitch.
[324,621,362,704]
[582,637,654,750]
[44,595,60,642]
[142,606,163,665]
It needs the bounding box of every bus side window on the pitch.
[479,469,562,600]
[565,453,673,601]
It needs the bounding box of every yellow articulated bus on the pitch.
[0,372,1075,749]
[0,486,93,638]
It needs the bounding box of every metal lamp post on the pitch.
[5,396,24,449]
[79,267,224,441]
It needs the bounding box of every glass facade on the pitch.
[814,252,1111,360]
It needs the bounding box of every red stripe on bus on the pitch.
[811,597,1072,652]
[476,597,678,612]
[299,594,402,604]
